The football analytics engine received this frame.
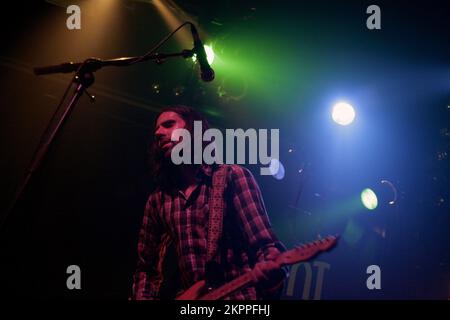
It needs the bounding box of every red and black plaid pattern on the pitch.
[131,164,286,300]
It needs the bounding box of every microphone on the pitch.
[190,24,215,82]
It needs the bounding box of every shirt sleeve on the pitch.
[229,165,285,255]
[130,192,170,300]
[229,165,288,296]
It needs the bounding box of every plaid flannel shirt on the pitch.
[131,164,287,300]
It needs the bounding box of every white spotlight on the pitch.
[332,102,356,126]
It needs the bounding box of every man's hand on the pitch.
[253,260,280,282]
[253,246,281,282]
[252,246,288,299]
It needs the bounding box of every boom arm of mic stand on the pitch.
[33,50,195,75]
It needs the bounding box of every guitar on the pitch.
[176,235,339,300]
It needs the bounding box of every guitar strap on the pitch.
[206,165,229,264]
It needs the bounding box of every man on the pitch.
[131,105,287,300]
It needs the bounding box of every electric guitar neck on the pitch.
[176,235,339,300]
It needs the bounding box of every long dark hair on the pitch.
[149,105,211,191]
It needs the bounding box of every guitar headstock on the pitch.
[276,235,339,266]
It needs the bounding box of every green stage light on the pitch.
[361,188,378,210]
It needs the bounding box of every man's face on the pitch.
[154,111,186,158]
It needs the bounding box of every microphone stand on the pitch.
[2,49,195,230]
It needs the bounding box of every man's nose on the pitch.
[155,127,165,140]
